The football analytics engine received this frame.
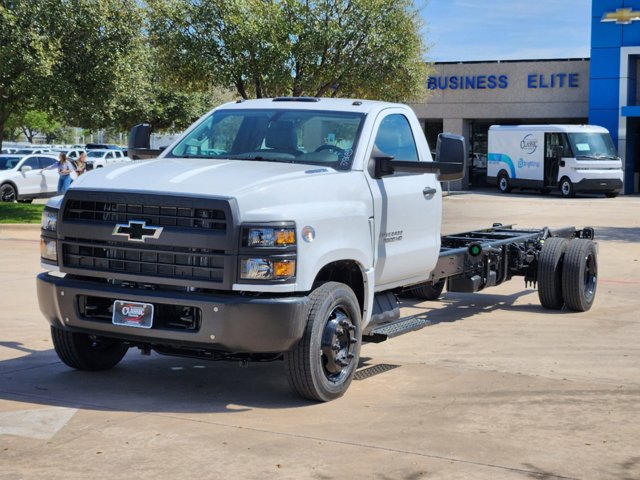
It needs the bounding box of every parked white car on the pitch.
[13,147,52,155]
[0,154,59,202]
[85,149,129,169]
[1,147,19,154]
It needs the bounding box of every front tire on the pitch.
[561,239,597,312]
[498,172,512,193]
[51,326,129,371]
[605,191,619,198]
[560,177,575,198]
[285,282,362,402]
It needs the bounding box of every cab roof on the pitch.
[216,97,407,115]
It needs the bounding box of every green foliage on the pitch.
[148,0,430,102]
[0,202,44,224]
[0,0,63,146]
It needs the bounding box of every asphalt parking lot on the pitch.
[1,190,639,480]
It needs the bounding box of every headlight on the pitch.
[243,226,296,248]
[41,208,58,232]
[240,258,296,281]
[40,238,57,262]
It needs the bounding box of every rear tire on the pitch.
[560,177,575,198]
[285,282,361,402]
[605,191,619,198]
[537,237,568,310]
[498,172,512,193]
[0,183,17,202]
[561,239,597,312]
[51,326,129,371]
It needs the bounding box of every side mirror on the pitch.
[20,165,32,173]
[370,133,467,180]
[128,123,164,160]
[435,133,466,181]
[129,123,151,150]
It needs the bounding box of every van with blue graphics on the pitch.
[487,125,623,198]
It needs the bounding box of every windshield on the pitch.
[568,133,618,159]
[87,151,104,158]
[167,108,365,170]
[0,156,22,170]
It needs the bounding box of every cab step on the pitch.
[363,316,431,343]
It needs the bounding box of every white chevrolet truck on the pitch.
[37,98,598,401]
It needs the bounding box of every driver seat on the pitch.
[265,121,303,156]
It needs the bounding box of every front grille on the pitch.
[62,238,224,282]
[64,199,227,231]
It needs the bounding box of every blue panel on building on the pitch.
[592,0,629,17]
[623,23,640,45]
[590,109,620,142]
[621,105,640,116]
[591,17,623,48]
[590,47,621,77]
[589,78,620,109]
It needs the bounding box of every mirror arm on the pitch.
[375,157,464,178]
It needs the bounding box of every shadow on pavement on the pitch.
[0,341,312,413]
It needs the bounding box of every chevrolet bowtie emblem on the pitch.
[112,220,163,242]
[602,8,640,24]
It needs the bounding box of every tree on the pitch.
[14,110,62,143]
[147,0,430,102]
[0,0,62,149]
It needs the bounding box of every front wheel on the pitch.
[498,173,512,193]
[51,326,129,371]
[560,177,575,198]
[605,191,619,198]
[285,282,362,402]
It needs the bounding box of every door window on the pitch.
[22,157,40,169]
[374,114,419,161]
[38,157,56,169]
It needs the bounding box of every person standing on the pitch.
[56,152,75,194]
[74,151,87,177]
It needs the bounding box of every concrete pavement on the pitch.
[1,191,639,479]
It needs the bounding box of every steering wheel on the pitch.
[315,144,344,154]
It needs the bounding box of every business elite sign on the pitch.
[427,73,580,91]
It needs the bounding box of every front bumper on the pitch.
[574,178,623,193]
[37,272,308,353]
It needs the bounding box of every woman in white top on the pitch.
[56,152,75,193]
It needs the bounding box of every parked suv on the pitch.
[0,154,59,202]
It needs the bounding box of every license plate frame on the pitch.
[112,300,154,329]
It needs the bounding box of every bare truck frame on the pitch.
[364,225,597,343]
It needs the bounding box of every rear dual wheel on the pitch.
[537,238,597,312]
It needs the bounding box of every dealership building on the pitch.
[411,0,640,194]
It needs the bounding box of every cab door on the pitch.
[365,110,442,290]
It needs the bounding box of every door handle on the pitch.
[423,187,437,197]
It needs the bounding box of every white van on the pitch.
[487,125,623,197]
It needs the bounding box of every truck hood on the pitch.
[69,158,341,198]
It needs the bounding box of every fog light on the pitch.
[40,238,57,262]
[240,258,296,281]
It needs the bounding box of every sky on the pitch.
[421,0,592,62]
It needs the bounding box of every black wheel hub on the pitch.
[320,308,357,380]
